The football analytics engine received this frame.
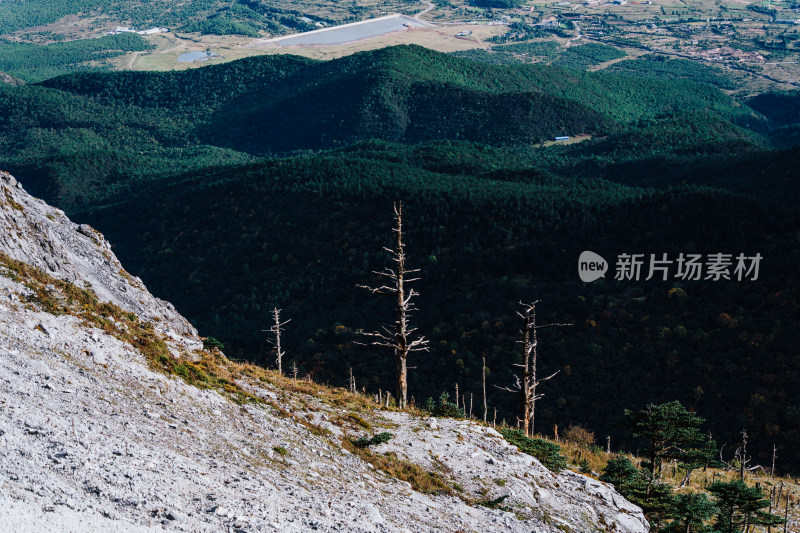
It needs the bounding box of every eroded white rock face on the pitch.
[0,173,649,532]
[373,413,649,532]
[0,171,199,351]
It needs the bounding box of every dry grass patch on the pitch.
[343,439,454,496]
[3,187,23,211]
[0,252,261,404]
[237,364,379,412]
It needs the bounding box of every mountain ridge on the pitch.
[1,45,769,210]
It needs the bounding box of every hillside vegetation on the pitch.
[1,45,764,206]
[0,0,410,38]
[1,45,799,476]
[0,34,154,83]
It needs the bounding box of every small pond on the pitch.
[178,51,219,63]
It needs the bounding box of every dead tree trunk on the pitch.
[769,488,775,533]
[497,301,570,437]
[482,355,488,424]
[740,428,748,481]
[469,393,473,419]
[263,307,290,374]
[784,492,790,533]
[357,201,428,409]
[771,443,777,480]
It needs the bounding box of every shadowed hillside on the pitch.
[2,45,799,474]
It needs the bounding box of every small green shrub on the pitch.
[203,337,225,350]
[478,494,509,510]
[273,446,289,456]
[424,392,465,418]
[353,431,393,448]
[500,429,567,472]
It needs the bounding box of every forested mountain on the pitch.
[2,45,799,473]
[1,45,765,207]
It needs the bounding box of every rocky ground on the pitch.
[0,171,649,532]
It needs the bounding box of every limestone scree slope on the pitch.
[0,171,649,532]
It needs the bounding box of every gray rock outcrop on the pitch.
[0,172,649,532]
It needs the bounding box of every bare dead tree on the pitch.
[357,201,428,409]
[769,486,776,533]
[771,443,777,480]
[740,428,750,481]
[263,307,290,374]
[349,367,356,393]
[291,360,298,379]
[497,301,570,437]
[719,433,764,478]
[784,491,790,533]
[482,355,488,424]
[469,393,473,419]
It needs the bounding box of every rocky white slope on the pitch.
[0,171,649,532]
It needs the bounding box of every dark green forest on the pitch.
[0,34,154,82]
[0,0,371,38]
[2,45,799,475]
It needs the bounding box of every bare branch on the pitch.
[356,283,396,295]
[534,322,574,330]
[537,370,560,384]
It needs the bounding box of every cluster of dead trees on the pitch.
[359,202,571,435]
[263,201,568,436]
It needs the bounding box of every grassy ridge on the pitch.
[0,0,262,37]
